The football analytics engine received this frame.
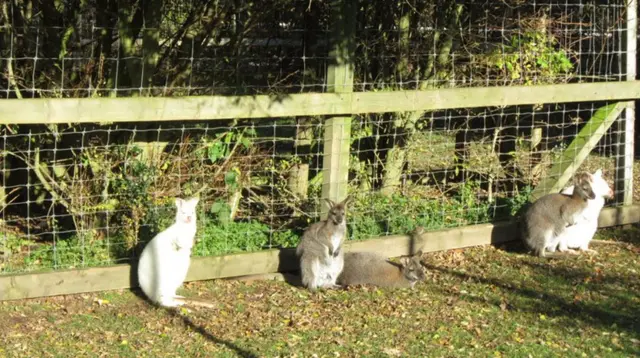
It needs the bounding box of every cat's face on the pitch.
[590,169,614,198]
[175,197,199,224]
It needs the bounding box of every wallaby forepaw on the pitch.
[582,248,597,254]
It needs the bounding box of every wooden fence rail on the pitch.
[1,81,639,125]
[1,204,638,301]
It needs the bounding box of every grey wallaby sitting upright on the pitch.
[296,196,351,291]
[337,250,425,289]
[521,172,596,257]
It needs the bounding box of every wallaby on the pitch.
[296,196,350,291]
[337,250,425,289]
[552,169,613,253]
[137,197,214,308]
[521,172,596,257]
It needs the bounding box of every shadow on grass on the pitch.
[278,247,304,287]
[165,308,259,358]
[423,254,640,342]
[597,226,640,245]
[128,250,258,357]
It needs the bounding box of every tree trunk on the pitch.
[116,0,144,90]
[380,3,463,195]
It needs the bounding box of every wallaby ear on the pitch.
[399,257,410,267]
[413,250,423,258]
[323,198,336,209]
[188,197,200,207]
[175,198,184,208]
[594,169,603,177]
[340,195,352,207]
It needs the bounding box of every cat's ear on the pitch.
[175,198,184,208]
[594,169,603,177]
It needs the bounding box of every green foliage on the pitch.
[489,30,574,84]
[503,186,533,217]
[224,169,240,192]
[24,235,125,270]
[210,200,233,225]
[193,219,299,257]
[197,127,257,164]
[348,181,493,241]
[111,150,161,247]
[2,234,31,258]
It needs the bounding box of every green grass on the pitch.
[1,227,638,357]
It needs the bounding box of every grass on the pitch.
[1,227,639,357]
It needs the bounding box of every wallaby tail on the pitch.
[174,297,217,308]
[540,251,579,260]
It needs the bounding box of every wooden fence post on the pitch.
[615,0,637,205]
[321,0,355,218]
[530,103,626,201]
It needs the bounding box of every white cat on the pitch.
[548,169,613,254]
[137,197,199,307]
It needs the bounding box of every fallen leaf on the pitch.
[382,347,403,357]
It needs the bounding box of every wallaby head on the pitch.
[175,197,199,224]
[324,196,351,226]
[393,251,425,283]
[572,172,596,200]
[590,169,614,198]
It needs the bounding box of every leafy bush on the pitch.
[488,30,574,85]
[499,185,533,218]
[24,235,126,270]
[348,181,492,241]
[193,219,300,257]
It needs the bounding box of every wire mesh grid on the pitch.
[352,0,629,92]
[0,0,635,274]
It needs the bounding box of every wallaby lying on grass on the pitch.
[137,197,214,308]
[337,250,426,289]
[521,172,596,257]
[552,169,613,254]
[296,197,351,291]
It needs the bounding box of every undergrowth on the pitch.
[6,181,532,273]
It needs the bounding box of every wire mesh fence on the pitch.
[0,0,636,274]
